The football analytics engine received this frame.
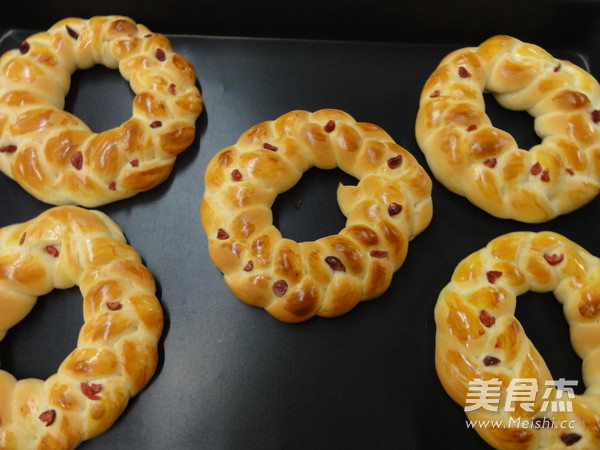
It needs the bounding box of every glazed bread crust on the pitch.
[0,206,163,449]
[0,16,203,206]
[201,109,433,322]
[435,231,600,449]
[416,35,600,223]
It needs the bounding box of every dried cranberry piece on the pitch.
[18,232,26,245]
[566,168,575,176]
[130,159,139,167]
[70,151,83,170]
[553,64,561,72]
[0,145,17,153]
[81,382,103,400]
[483,356,500,366]
[483,158,497,168]
[592,110,600,124]
[466,124,477,132]
[479,310,496,327]
[273,280,288,297]
[486,270,502,284]
[39,410,56,427]
[150,120,162,128]
[387,155,403,169]
[216,228,229,240]
[106,301,123,311]
[458,66,471,78]
[530,162,543,175]
[231,169,243,181]
[540,169,550,182]
[155,48,166,61]
[65,25,79,39]
[263,143,278,151]
[543,253,564,266]
[168,83,176,95]
[19,41,30,54]
[46,246,59,257]
[430,90,441,98]
[108,182,116,191]
[243,260,254,272]
[387,203,402,216]
[370,250,388,258]
[324,120,336,133]
[560,433,582,446]
[325,256,346,272]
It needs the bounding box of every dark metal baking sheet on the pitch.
[1,22,599,450]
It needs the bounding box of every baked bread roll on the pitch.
[201,109,433,322]
[435,231,600,449]
[0,15,202,206]
[0,206,163,449]
[416,35,600,223]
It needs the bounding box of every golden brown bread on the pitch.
[201,109,433,322]
[435,231,600,449]
[0,16,202,206]
[416,35,600,223]
[0,206,163,449]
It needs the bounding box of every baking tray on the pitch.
[1,3,600,449]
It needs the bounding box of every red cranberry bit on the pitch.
[387,155,403,169]
[387,203,403,216]
[430,90,441,98]
[130,159,139,167]
[486,270,502,284]
[144,34,153,38]
[70,151,83,170]
[65,25,79,39]
[150,120,162,128]
[591,110,600,124]
[466,124,477,132]
[0,145,17,153]
[553,63,561,72]
[108,182,116,191]
[46,245,59,257]
[325,256,346,272]
[370,250,388,258]
[483,158,497,168]
[231,169,243,181]
[263,143,278,151]
[155,48,166,61]
[273,280,288,297]
[324,120,336,133]
[532,417,553,429]
[106,301,123,311]
[18,41,30,54]
[483,356,501,366]
[458,66,471,78]
[543,253,564,266]
[540,169,550,182]
[39,410,56,427]
[168,83,177,95]
[560,433,582,446]
[18,232,26,245]
[216,228,229,240]
[566,168,575,176]
[243,260,254,272]
[479,310,496,327]
[81,382,103,400]
[530,162,543,176]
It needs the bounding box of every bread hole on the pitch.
[515,291,584,395]
[271,167,357,243]
[484,93,541,151]
[0,287,82,380]
[64,65,135,133]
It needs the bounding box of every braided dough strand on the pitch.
[0,16,202,206]
[201,109,432,322]
[0,206,163,449]
[416,35,600,223]
[435,231,600,449]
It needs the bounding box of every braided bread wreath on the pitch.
[435,231,600,449]
[201,109,433,322]
[416,35,600,223]
[0,206,163,449]
[0,15,202,207]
